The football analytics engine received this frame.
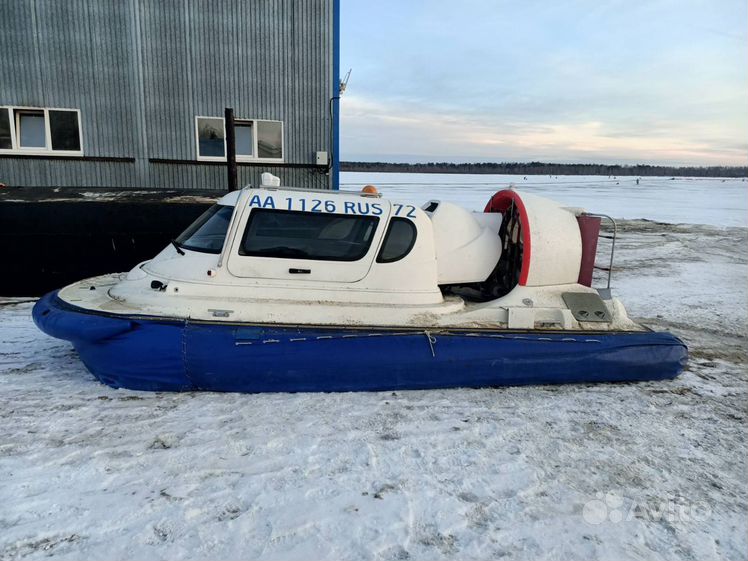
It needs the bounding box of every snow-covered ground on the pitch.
[1,176,746,561]
[342,172,748,227]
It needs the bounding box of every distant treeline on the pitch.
[341,161,747,178]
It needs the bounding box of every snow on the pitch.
[1,176,747,560]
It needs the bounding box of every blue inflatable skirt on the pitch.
[32,291,688,393]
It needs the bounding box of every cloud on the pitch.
[341,95,748,165]
[340,0,748,166]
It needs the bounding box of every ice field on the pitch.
[1,174,746,560]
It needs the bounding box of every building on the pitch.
[0,0,340,190]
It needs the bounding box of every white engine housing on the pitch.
[428,202,502,284]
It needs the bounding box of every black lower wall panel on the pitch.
[0,189,215,296]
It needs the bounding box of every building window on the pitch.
[235,121,254,157]
[0,110,11,150]
[196,117,226,159]
[49,110,82,151]
[377,218,418,263]
[16,110,46,148]
[257,121,282,159]
[195,116,283,162]
[239,209,378,261]
[0,106,82,155]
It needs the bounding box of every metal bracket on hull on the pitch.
[562,292,611,323]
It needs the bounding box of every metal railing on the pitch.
[582,212,617,291]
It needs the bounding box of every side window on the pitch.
[239,209,379,261]
[377,218,417,263]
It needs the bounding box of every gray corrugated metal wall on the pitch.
[0,0,333,189]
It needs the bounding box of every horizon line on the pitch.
[341,160,748,170]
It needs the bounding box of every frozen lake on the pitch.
[1,175,746,560]
[341,173,748,228]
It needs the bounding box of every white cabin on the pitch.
[60,181,640,331]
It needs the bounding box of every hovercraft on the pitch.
[33,174,687,392]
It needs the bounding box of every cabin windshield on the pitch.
[175,204,234,254]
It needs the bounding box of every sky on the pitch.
[339,0,748,166]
